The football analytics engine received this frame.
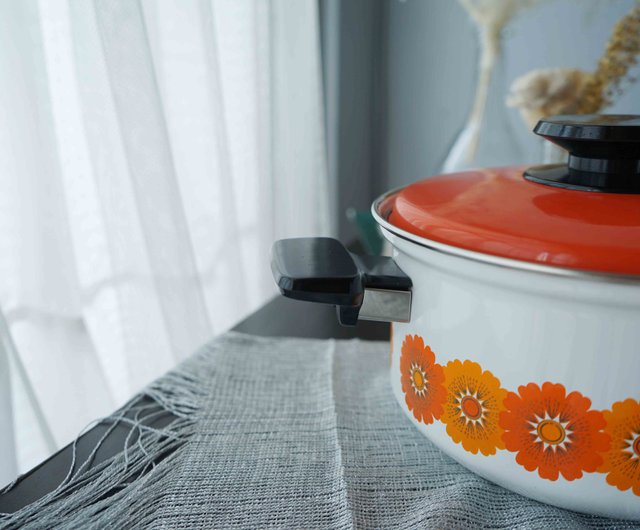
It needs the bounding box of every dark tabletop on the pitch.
[0,295,389,513]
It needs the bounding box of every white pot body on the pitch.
[382,227,640,520]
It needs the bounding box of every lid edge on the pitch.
[371,187,640,284]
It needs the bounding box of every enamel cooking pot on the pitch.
[270,115,640,520]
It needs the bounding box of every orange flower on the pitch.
[442,359,507,456]
[499,382,610,481]
[400,335,445,424]
[598,398,640,496]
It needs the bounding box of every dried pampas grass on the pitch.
[457,0,547,161]
[507,68,596,128]
[508,2,640,126]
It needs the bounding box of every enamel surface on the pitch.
[384,227,640,521]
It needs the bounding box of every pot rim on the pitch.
[371,186,640,285]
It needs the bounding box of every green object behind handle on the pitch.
[346,208,384,255]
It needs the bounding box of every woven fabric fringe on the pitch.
[1,332,638,529]
[0,366,204,529]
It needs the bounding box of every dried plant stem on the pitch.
[577,1,640,113]
[465,26,500,162]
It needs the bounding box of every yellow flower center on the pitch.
[461,395,482,421]
[537,419,566,445]
[412,369,425,391]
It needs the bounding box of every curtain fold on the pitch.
[0,0,331,477]
[0,313,17,486]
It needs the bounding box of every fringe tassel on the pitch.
[0,368,204,529]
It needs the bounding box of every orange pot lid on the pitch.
[380,165,640,276]
[379,115,640,277]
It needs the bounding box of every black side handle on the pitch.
[270,237,412,326]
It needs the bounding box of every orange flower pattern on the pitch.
[399,333,638,496]
[499,382,610,481]
[400,335,446,424]
[598,399,640,496]
[442,360,507,456]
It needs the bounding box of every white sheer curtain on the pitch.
[0,0,332,481]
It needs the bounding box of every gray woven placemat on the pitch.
[1,332,638,529]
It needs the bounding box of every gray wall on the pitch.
[322,0,387,242]
[383,0,640,191]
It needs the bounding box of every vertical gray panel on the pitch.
[320,0,386,243]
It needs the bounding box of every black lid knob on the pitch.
[524,114,640,193]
